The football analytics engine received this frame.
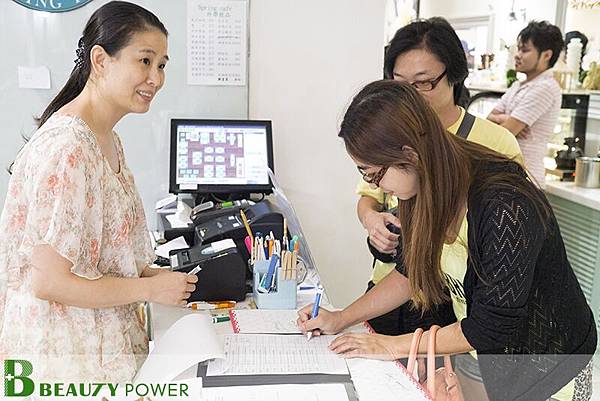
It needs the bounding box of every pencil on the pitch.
[240,209,254,243]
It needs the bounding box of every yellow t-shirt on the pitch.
[356,107,524,284]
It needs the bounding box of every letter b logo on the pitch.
[4,360,34,397]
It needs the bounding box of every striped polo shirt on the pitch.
[493,69,561,186]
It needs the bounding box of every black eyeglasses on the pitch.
[357,166,389,187]
[406,70,447,92]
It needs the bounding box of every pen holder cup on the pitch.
[253,259,297,309]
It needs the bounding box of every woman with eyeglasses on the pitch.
[299,80,596,401]
[356,17,525,344]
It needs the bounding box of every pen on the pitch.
[212,315,231,324]
[187,265,202,275]
[208,300,236,309]
[258,254,279,293]
[187,301,236,310]
[306,289,322,341]
[188,302,215,310]
[220,201,234,208]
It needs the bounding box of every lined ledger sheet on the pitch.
[206,334,348,376]
[346,358,430,401]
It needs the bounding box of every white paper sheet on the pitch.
[230,310,302,334]
[155,194,178,210]
[155,236,190,259]
[135,314,224,383]
[346,358,430,401]
[206,334,348,376]
[201,383,349,401]
[18,65,51,89]
[166,214,192,228]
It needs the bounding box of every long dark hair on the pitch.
[384,17,470,107]
[8,1,167,174]
[339,80,550,310]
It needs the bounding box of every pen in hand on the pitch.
[187,265,202,275]
[306,289,322,341]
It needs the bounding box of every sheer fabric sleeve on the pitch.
[19,130,103,279]
[460,190,545,352]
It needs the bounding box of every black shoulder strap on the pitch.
[456,111,476,139]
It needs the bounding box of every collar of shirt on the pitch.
[518,69,555,89]
[446,106,465,135]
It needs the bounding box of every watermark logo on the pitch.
[2,359,192,398]
[4,359,34,397]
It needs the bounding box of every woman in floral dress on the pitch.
[0,1,197,382]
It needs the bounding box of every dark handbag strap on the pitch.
[456,112,475,139]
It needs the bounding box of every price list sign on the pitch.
[187,0,247,86]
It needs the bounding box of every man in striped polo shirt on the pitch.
[488,21,564,187]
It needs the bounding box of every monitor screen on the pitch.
[169,119,274,194]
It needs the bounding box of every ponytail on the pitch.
[8,40,89,174]
[37,38,90,128]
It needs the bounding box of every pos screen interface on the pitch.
[169,119,274,195]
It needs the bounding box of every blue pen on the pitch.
[258,254,279,293]
[306,290,322,341]
[263,236,269,259]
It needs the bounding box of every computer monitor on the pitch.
[169,119,274,196]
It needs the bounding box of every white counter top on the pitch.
[544,180,600,211]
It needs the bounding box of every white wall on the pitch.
[420,0,559,50]
[565,6,600,51]
[248,0,386,307]
[421,0,558,23]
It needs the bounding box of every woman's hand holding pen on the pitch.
[147,271,198,306]
[296,304,345,337]
[297,303,407,360]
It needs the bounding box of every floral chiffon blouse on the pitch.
[0,114,155,382]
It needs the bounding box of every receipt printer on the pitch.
[194,201,284,259]
[170,239,246,302]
